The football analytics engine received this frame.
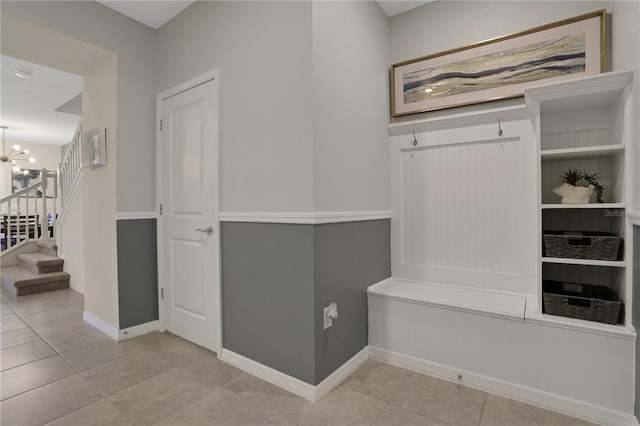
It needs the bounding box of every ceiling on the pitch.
[376,1,431,17]
[0,55,82,146]
[96,0,430,29]
[96,0,195,29]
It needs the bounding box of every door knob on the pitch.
[195,226,213,236]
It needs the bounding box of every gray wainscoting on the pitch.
[313,220,391,383]
[221,219,390,386]
[634,226,640,419]
[116,219,159,329]
[221,223,316,384]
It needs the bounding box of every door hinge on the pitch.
[159,119,163,131]
[161,288,164,299]
[159,203,163,215]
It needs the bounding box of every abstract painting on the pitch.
[391,10,605,116]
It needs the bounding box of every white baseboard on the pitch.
[83,311,119,341]
[220,348,316,401]
[315,346,369,400]
[118,320,159,340]
[220,346,369,402]
[369,346,638,426]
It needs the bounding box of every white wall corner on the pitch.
[83,310,118,341]
[117,320,160,341]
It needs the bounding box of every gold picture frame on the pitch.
[390,10,606,117]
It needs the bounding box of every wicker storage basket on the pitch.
[543,281,622,325]
[543,231,621,261]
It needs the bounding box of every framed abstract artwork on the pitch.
[390,10,605,117]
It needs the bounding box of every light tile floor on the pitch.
[1,288,598,426]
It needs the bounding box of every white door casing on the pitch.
[158,71,220,352]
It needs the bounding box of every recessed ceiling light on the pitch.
[15,70,32,79]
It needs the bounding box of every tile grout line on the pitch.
[477,392,489,426]
[1,292,131,426]
[1,297,110,405]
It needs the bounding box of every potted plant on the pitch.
[553,169,604,204]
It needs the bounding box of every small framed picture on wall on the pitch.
[84,127,107,168]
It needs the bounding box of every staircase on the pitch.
[1,240,70,296]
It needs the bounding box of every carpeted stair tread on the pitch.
[37,240,58,257]
[17,252,62,266]
[1,266,70,296]
[17,252,64,274]
[37,240,57,251]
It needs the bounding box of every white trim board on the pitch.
[83,310,119,341]
[84,311,159,341]
[628,210,640,226]
[118,320,159,340]
[369,346,638,426]
[116,212,157,220]
[218,211,391,225]
[220,347,369,402]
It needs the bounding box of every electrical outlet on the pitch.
[323,302,338,330]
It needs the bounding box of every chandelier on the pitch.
[0,126,36,172]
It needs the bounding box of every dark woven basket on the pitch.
[543,231,621,261]
[543,281,622,325]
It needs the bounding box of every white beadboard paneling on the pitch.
[394,119,537,294]
[541,127,610,151]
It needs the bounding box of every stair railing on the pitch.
[1,169,57,251]
[59,123,83,210]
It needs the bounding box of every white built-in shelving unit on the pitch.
[525,70,634,331]
[371,70,637,424]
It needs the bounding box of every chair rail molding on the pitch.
[218,211,392,225]
[116,212,158,220]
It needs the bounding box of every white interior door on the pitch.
[160,76,219,352]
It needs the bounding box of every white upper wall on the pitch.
[155,1,315,213]
[390,1,609,64]
[312,1,390,212]
[1,0,157,214]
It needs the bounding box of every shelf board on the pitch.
[526,312,635,340]
[540,144,625,160]
[541,257,626,267]
[541,203,625,209]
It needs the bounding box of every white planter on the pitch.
[552,183,594,204]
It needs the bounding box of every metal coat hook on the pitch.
[497,119,504,137]
[410,130,418,158]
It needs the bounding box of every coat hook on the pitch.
[411,130,418,147]
[497,119,503,137]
